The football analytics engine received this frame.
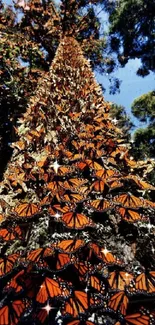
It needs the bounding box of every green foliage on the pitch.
[109,0,155,76]
[133,127,155,159]
[131,91,155,191]
[131,90,155,122]
[110,103,133,138]
[131,91,155,159]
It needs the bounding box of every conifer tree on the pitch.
[0,25,155,325]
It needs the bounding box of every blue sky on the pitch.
[4,0,155,130]
[96,58,155,128]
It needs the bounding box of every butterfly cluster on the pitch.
[0,36,155,325]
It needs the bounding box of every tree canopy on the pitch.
[109,0,155,76]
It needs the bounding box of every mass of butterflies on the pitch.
[0,36,155,325]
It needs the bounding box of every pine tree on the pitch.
[0,32,155,325]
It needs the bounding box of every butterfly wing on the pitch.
[124,313,150,325]
[108,291,129,315]
[57,239,85,254]
[108,271,133,290]
[36,277,62,303]
[0,254,19,276]
[14,203,40,218]
[62,211,94,229]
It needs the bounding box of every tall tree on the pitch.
[0,0,118,178]
[0,32,155,325]
[108,0,155,76]
[131,90,155,160]
[130,90,155,192]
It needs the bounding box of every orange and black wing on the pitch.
[27,247,54,263]
[0,254,19,277]
[108,291,129,315]
[36,277,62,303]
[56,239,85,254]
[63,291,100,318]
[61,211,94,229]
[108,271,133,291]
[0,226,22,241]
[124,313,150,325]
[86,199,112,212]
[134,271,155,294]
[113,193,143,209]
[0,300,28,325]
[116,207,144,222]
[66,320,96,325]
[14,203,40,218]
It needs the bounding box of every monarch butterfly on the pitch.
[10,140,26,151]
[110,146,127,159]
[48,204,70,217]
[14,268,41,299]
[0,254,19,276]
[55,253,74,271]
[74,261,94,279]
[124,175,155,190]
[143,199,155,209]
[0,226,22,241]
[95,168,121,180]
[36,303,57,324]
[27,128,45,140]
[37,156,48,168]
[40,194,52,206]
[47,180,64,192]
[51,164,74,176]
[38,170,49,183]
[85,160,103,171]
[68,112,81,120]
[36,308,48,324]
[0,198,10,212]
[116,313,150,325]
[36,277,62,303]
[14,203,41,218]
[108,271,134,291]
[72,140,86,150]
[113,193,144,209]
[0,299,28,325]
[124,156,138,169]
[65,151,82,162]
[27,247,54,263]
[116,207,144,223]
[90,179,107,193]
[6,270,24,293]
[108,179,123,190]
[100,248,121,266]
[61,211,94,229]
[85,199,112,212]
[56,239,85,254]
[88,243,101,260]
[133,271,155,294]
[78,186,90,196]
[89,275,104,293]
[76,161,88,171]
[66,320,95,325]
[108,291,129,315]
[61,192,85,204]
[0,214,5,224]
[63,178,88,190]
[63,291,100,318]
[7,172,26,188]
